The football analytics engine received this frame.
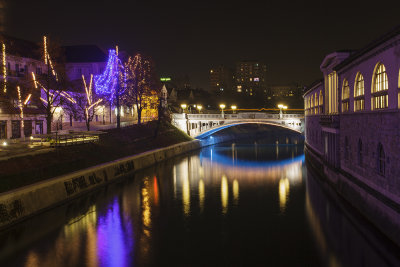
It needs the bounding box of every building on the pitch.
[235,61,267,96]
[64,45,107,81]
[0,34,48,139]
[209,65,233,93]
[304,25,400,246]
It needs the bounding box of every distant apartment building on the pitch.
[235,61,267,96]
[209,65,233,93]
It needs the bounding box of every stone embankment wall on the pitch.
[305,144,400,248]
[0,140,201,229]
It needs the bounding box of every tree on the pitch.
[64,75,102,131]
[124,53,159,125]
[32,36,69,134]
[93,48,124,128]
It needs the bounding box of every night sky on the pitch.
[6,0,400,90]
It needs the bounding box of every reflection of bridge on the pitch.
[172,113,304,138]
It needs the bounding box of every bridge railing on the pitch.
[181,113,304,120]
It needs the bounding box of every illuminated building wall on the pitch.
[304,26,400,242]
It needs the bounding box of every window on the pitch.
[319,90,323,114]
[357,139,363,166]
[378,143,385,176]
[372,63,388,109]
[326,72,338,114]
[342,79,350,112]
[354,73,365,111]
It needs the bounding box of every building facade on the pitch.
[304,25,400,246]
[235,61,267,96]
[209,65,233,93]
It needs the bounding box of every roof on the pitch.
[0,34,41,60]
[334,24,400,71]
[64,45,107,63]
[303,79,323,95]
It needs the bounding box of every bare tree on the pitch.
[64,75,102,131]
[124,53,159,125]
[32,35,69,134]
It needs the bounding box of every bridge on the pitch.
[172,112,304,138]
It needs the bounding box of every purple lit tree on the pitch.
[94,49,124,128]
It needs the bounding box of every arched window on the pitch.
[342,79,350,112]
[372,63,388,109]
[354,73,365,111]
[398,69,400,108]
[319,90,323,114]
[344,136,349,160]
[357,139,363,166]
[315,92,318,114]
[378,143,385,176]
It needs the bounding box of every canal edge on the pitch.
[0,140,202,230]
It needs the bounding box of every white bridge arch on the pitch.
[172,112,304,138]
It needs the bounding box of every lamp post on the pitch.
[181,104,187,113]
[278,104,287,119]
[197,105,202,113]
[219,104,226,118]
[231,105,237,114]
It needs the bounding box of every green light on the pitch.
[160,77,171,82]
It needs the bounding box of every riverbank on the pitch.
[305,143,400,248]
[0,121,192,193]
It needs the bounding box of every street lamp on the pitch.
[219,104,226,118]
[231,105,237,114]
[278,104,288,119]
[197,105,203,113]
[181,104,187,113]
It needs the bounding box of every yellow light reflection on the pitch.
[199,179,205,213]
[25,251,39,267]
[233,179,239,205]
[279,178,290,212]
[221,175,229,214]
[182,173,190,216]
[87,223,98,267]
[142,177,151,233]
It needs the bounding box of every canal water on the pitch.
[1,139,400,266]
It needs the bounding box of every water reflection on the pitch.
[221,175,229,214]
[2,141,399,266]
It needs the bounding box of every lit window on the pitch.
[354,73,365,111]
[319,90,323,114]
[342,79,350,112]
[372,63,388,109]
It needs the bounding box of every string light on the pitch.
[94,49,124,103]
[17,86,24,130]
[83,74,102,122]
[2,43,6,93]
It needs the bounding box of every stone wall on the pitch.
[0,140,201,229]
[340,111,400,203]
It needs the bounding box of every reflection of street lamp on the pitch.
[231,105,237,114]
[181,104,187,113]
[219,104,226,118]
[197,105,203,113]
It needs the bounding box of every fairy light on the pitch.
[94,49,123,103]
[32,72,38,88]
[2,43,6,93]
[44,36,48,64]
[24,94,32,105]
[17,86,24,130]
[83,74,102,122]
